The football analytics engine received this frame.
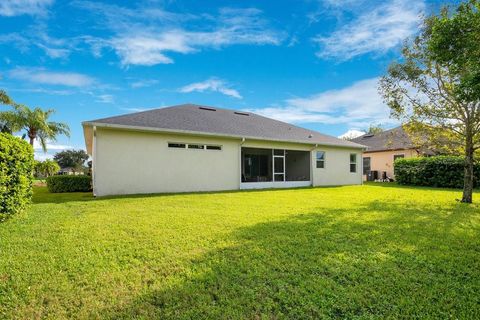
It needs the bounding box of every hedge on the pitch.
[46,175,92,193]
[394,156,480,188]
[0,133,34,221]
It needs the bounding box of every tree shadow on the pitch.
[104,200,480,319]
[32,185,347,204]
[32,187,94,204]
[364,181,480,192]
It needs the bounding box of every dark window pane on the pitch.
[350,163,357,173]
[206,145,222,150]
[274,174,284,181]
[168,143,186,148]
[316,160,324,169]
[274,157,284,173]
[350,153,357,163]
[274,149,284,156]
[188,144,204,149]
[394,154,405,161]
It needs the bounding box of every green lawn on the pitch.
[1,184,480,319]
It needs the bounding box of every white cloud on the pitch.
[9,67,95,87]
[315,0,425,60]
[33,140,73,151]
[74,3,283,66]
[121,107,155,113]
[338,129,365,140]
[0,0,53,17]
[95,94,114,103]
[130,79,159,88]
[249,77,398,127]
[179,78,242,99]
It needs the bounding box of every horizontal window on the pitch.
[168,142,222,151]
[316,151,325,169]
[188,144,205,150]
[206,145,222,150]
[168,143,186,148]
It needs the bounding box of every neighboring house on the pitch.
[58,167,84,175]
[82,104,365,196]
[351,126,420,180]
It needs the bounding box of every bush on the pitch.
[0,133,34,221]
[46,175,92,193]
[394,156,480,188]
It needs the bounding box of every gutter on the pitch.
[82,121,366,150]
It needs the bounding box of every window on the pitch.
[168,143,186,148]
[188,144,204,150]
[394,154,405,161]
[363,157,371,174]
[206,145,222,150]
[316,151,325,168]
[350,154,357,173]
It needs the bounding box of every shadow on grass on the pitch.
[32,187,94,204]
[32,185,349,204]
[364,181,480,193]
[104,200,479,319]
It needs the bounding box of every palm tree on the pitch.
[0,90,70,151]
[0,89,14,105]
[0,104,70,151]
[13,105,70,152]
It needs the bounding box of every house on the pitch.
[58,167,85,176]
[82,104,365,196]
[351,126,420,181]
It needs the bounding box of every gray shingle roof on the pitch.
[83,104,363,149]
[351,126,415,152]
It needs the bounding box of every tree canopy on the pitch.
[54,150,89,172]
[379,0,480,203]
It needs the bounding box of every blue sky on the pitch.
[0,0,448,159]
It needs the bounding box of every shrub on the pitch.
[46,175,92,193]
[0,133,34,221]
[394,156,480,188]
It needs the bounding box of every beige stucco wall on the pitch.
[363,149,418,179]
[92,128,363,196]
[94,128,240,196]
[312,146,363,186]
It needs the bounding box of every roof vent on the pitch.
[199,106,216,111]
[308,134,313,138]
[363,134,374,138]
[234,111,249,116]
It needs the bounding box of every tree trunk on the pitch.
[28,129,36,147]
[461,134,474,203]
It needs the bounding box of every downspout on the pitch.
[309,144,318,187]
[92,125,97,197]
[239,138,246,188]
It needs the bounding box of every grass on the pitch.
[1,184,480,319]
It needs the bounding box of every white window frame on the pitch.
[316,151,326,169]
[349,153,357,173]
[272,149,286,182]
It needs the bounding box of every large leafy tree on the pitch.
[379,0,480,203]
[54,149,89,172]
